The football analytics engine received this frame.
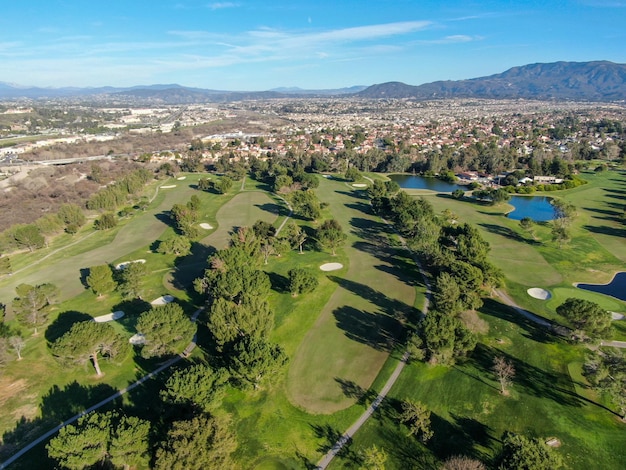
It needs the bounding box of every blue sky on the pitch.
[1,0,625,90]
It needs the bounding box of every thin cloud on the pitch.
[208,2,240,10]
[418,35,482,45]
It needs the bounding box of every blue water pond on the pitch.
[577,272,626,302]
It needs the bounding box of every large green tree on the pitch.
[497,431,563,470]
[228,337,288,389]
[118,262,147,299]
[556,297,612,338]
[154,414,237,470]
[47,411,149,470]
[86,264,116,297]
[316,219,347,256]
[50,321,129,376]
[12,283,56,335]
[135,303,196,358]
[288,268,319,296]
[161,363,230,412]
[399,399,433,443]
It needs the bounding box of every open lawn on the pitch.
[287,178,421,414]
[328,299,626,470]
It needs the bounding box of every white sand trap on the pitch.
[160,185,176,189]
[129,333,146,345]
[115,259,146,270]
[151,295,175,306]
[527,287,552,300]
[352,183,367,188]
[199,223,214,230]
[320,262,343,271]
[93,311,125,323]
[177,176,186,180]
[611,312,625,320]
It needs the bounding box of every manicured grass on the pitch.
[329,299,626,470]
[287,177,420,414]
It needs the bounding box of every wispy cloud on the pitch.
[418,35,482,45]
[208,2,240,10]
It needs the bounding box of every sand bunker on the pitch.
[320,262,343,271]
[177,176,186,180]
[352,183,367,188]
[129,333,146,345]
[160,185,176,189]
[93,311,124,323]
[611,312,625,320]
[115,259,146,270]
[527,288,552,300]
[151,295,175,306]
[199,223,214,230]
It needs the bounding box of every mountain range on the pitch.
[1,61,624,103]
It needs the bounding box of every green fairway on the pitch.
[287,178,420,413]
[329,299,626,470]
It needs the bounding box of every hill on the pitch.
[357,61,626,101]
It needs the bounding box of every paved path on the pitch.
[316,191,431,469]
[0,307,203,470]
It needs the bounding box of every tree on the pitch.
[497,431,563,470]
[46,411,110,469]
[198,177,211,191]
[228,337,288,389]
[360,445,387,470]
[214,176,233,194]
[118,261,147,299]
[50,321,129,376]
[289,189,322,220]
[345,166,361,182]
[154,414,237,470]
[158,236,192,256]
[556,297,612,338]
[47,411,150,470]
[493,355,516,395]
[12,224,45,252]
[135,303,196,358]
[551,224,570,248]
[317,219,347,256]
[207,295,273,349]
[399,399,433,443]
[432,272,462,314]
[8,335,25,360]
[551,199,576,227]
[420,310,476,365]
[288,268,319,296]
[86,264,116,297]
[519,217,535,238]
[583,349,626,420]
[161,363,230,412]
[94,212,117,230]
[12,283,54,335]
[286,222,307,253]
[58,203,86,232]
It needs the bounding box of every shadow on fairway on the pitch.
[310,423,355,460]
[333,305,399,352]
[584,224,626,238]
[0,381,120,463]
[479,298,556,344]
[255,202,289,217]
[336,190,369,200]
[45,310,94,343]
[344,202,373,214]
[478,223,540,245]
[168,241,215,294]
[334,377,377,406]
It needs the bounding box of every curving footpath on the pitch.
[0,307,203,470]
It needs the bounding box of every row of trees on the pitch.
[86,167,153,211]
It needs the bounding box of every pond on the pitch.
[388,174,464,192]
[577,272,626,302]
[506,196,555,222]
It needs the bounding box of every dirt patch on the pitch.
[527,287,551,300]
[0,378,28,407]
[460,310,489,334]
[320,262,343,271]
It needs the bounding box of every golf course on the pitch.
[0,169,624,469]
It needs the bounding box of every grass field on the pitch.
[286,177,420,414]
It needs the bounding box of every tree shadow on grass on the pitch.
[254,202,289,217]
[584,224,626,238]
[478,223,540,245]
[113,298,152,333]
[333,305,399,352]
[376,420,439,469]
[45,310,93,343]
[267,271,289,294]
[334,377,378,406]
[479,298,558,344]
[0,381,120,463]
[310,424,356,461]
[344,201,373,215]
[168,241,215,294]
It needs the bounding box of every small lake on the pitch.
[577,272,626,302]
[389,174,464,192]
[506,196,554,222]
